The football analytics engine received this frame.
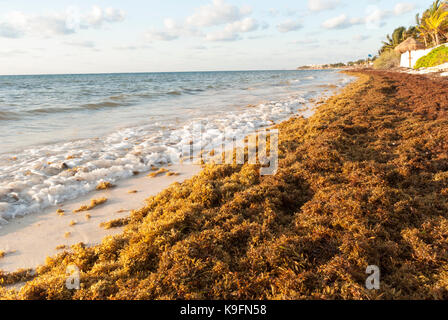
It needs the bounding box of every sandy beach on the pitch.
[1,70,448,300]
[0,164,201,273]
[3,0,448,309]
[0,75,338,275]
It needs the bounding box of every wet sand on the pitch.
[3,70,448,299]
[0,164,201,272]
[0,92,324,274]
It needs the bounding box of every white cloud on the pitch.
[147,1,259,43]
[394,2,415,15]
[33,14,76,36]
[145,18,202,41]
[104,8,126,23]
[163,18,178,30]
[277,19,303,33]
[186,0,252,27]
[83,6,126,28]
[365,6,390,29]
[0,6,126,39]
[0,11,76,37]
[84,6,103,27]
[308,0,340,12]
[0,23,23,38]
[0,11,28,38]
[322,14,362,29]
[322,6,393,31]
[225,17,258,33]
[205,17,259,42]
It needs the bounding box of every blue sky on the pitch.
[0,0,433,74]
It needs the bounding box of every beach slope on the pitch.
[2,70,448,300]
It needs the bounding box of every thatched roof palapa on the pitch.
[395,37,425,54]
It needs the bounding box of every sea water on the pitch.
[0,70,353,223]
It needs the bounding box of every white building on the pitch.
[400,43,448,69]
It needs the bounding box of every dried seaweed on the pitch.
[2,71,448,300]
[74,198,108,213]
[96,182,115,191]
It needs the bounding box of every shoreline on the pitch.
[7,70,447,299]
[0,79,347,274]
[0,75,361,298]
[0,71,349,224]
[0,164,201,273]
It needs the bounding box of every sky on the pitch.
[0,0,434,75]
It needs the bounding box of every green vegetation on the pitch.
[2,71,448,299]
[414,45,448,68]
[418,0,448,46]
[377,1,448,64]
[379,26,419,54]
[322,62,348,68]
[347,59,373,67]
[373,50,401,69]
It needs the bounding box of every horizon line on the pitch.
[0,68,327,77]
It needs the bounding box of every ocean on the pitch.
[0,70,353,223]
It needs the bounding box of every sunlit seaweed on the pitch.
[100,217,130,230]
[2,71,448,300]
[74,198,108,213]
[0,269,34,287]
[148,168,169,178]
[96,182,115,191]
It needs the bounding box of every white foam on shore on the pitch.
[0,75,354,224]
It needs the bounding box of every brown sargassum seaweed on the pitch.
[1,71,448,299]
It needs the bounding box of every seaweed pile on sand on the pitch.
[2,70,448,299]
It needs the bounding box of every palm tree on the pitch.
[444,21,448,42]
[421,0,448,46]
[380,27,407,53]
[405,25,420,39]
[416,13,431,47]
[441,3,448,41]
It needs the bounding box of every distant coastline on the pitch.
[297,57,376,70]
[297,66,349,70]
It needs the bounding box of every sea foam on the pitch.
[0,73,354,224]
